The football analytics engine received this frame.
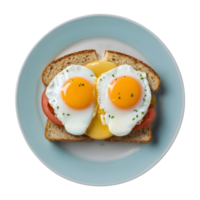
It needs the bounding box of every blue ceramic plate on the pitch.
[16,15,185,186]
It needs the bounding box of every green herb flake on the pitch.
[100,79,102,81]
[140,77,144,80]
[111,116,114,119]
[90,75,93,77]
[109,115,111,118]
[62,73,64,74]
[145,89,147,91]
[140,74,142,77]
[142,112,144,114]
[124,76,126,77]
[63,113,65,115]
[136,115,138,118]
[143,98,145,101]
[145,95,146,97]
[67,114,70,116]
[71,79,73,81]
[103,77,105,79]
[118,97,121,99]
[131,94,133,97]
[118,92,120,94]
[112,74,115,77]
[82,84,84,86]
[134,109,137,112]
[57,106,59,109]
[78,84,80,87]
[132,118,135,121]
[66,70,69,72]
[53,100,55,102]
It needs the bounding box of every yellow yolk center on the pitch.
[61,77,94,109]
[108,76,142,109]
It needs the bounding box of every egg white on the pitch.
[46,65,97,135]
[97,65,151,136]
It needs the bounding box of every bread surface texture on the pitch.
[42,49,157,142]
[104,50,160,91]
[45,119,94,141]
[42,49,98,86]
[105,125,152,142]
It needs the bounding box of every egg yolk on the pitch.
[61,77,94,109]
[108,76,142,109]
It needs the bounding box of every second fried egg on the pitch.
[97,64,151,136]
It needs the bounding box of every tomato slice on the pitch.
[133,104,156,130]
[41,89,64,127]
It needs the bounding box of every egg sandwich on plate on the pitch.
[41,50,160,142]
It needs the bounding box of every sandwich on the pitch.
[41,50,160,142]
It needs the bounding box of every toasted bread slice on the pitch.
[42,49,98,86]
[104,50,160,91]
[43,49,158,142]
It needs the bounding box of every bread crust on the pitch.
[104,50,161,91]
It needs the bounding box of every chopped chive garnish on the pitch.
[82,84,84,86]
[142,112,144,114]
[66,70,69,72]
[79,84,80,87]
[103,77,105,79]
[63,113,65,115]
[112,74,115,77]
[132,118,135,121]
[131,94,133,97]
[134,109,137,112]
[118,97,121,99]
[136,115,138,118]
[53,100,55,102]
[109,115,110,118]
[67,114,70,116]
[143,98,145,101]
[100,79,102,81]
[90,75,93,77]
[57,106,59,109]
[140,77,144,80]
[71,79,73,81]
[145,89,147,91]
[140,74,142,77]
[111,116,114,119]
[145,95,146,97]
[62,73,64,74]
[118,92,120,94]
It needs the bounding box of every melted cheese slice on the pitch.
[85,61,117,139]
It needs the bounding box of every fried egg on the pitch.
[97,64,151,136]
[46,65,97,135]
